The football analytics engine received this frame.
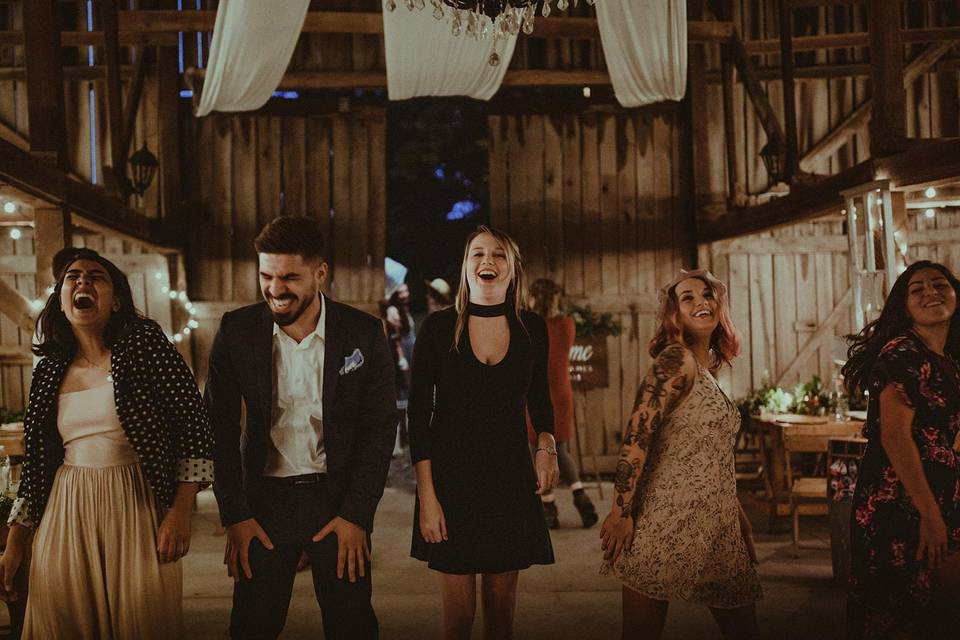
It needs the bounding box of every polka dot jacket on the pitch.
[9,318,214,527]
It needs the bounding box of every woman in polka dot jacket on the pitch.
[0,249,214,639]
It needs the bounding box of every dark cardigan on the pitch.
[16,318,214,526]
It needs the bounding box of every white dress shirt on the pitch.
[263,295,327,477]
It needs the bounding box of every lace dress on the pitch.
[603,365,762,608]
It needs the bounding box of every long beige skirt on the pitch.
[23,463,182,640]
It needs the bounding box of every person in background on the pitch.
[0,248,214,638]
[409,226,558,640]
[383,258,415,456]
[525,278,597,529]
[600,269,761,640]
[425,278,453,314]
[843,260,960,639]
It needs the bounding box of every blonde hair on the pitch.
[452,225,527,351]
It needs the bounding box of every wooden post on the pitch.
[158,0,182,224]
[686,0,708,262]
[845,194,865,331]
[867,0,907,157]
[33,208,71,292]
[22,0,67,168]
[101,0,128,189]
[880,188,898,292]
[778,0,798,181]
[122,52,149,160]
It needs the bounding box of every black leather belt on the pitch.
[262,473,326,485]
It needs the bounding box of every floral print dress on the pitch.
[848,332,960,639]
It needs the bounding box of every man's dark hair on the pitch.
[254,215,326,262]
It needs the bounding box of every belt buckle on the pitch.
[293,474,318,485]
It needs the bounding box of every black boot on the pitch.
[573,489,598,528]
[542,501,559,529]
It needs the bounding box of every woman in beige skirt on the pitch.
[0,249,214,639]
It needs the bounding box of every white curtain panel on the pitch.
[595,0,688,108]
[383,6,519,101]
[195,0,311,117]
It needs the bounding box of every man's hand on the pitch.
[224,518,274,581]
[313,516,370,583]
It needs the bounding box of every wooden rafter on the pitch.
[0,13,732,46]
[123,53,149,161]
[22,0,67,167]
[101,0,128,188]
[727,30,787,160]
[778,0,798,181]
[700,138,960,242]
[799,42,956,171]
[0,278,36,333]
[0,137,177,248]
[868,0,907,157]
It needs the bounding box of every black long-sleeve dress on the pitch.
[408,306,556,574]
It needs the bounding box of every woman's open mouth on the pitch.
[73,293,95,310]
[478,269,497,281]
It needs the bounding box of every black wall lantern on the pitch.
[127,143,159,197]
[759,139,785,186]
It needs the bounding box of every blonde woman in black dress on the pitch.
[408,226,559,640]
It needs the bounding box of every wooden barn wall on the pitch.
[184,111,386,386]
[702,1,960,203]
[697,206,960,406]
[0,230,176,414]
[488,109,688,471]
[698,219,854,402]
[905,208,960,273]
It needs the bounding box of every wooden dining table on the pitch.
[751,415,865,527]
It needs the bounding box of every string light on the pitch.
[925,208,936,219]
[9,228,21,240]
[925,186,937,198]
[2,201,17,214]
[155,271,201,343]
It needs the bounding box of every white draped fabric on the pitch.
[195,0,310,117]
[595,0,687,108]
[383,7,519,101]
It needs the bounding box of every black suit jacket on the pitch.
[205,297,397,532]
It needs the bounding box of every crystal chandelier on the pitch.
[384,0,596,66]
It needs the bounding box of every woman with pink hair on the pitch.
[600,270,761,640]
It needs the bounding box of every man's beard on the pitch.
[268,291,315,326]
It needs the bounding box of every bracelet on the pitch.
[536,446,557,456]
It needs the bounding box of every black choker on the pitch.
[468,301,510,317]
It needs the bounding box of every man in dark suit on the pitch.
[205,215,396,639]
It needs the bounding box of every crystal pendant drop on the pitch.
[405,0,415,10]
[433,5,444,19]
[481,20,490,38]
[558,0,568,10]
[452,10,462,36]
[414,0,425,9]
[385,0,396,11]
[466,12,477,36]
[586,0,594,5]
[542,2,551,18]
[488,50,500,67]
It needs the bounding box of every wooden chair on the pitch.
[783,431,831,548]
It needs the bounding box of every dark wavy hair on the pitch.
[842,260,960,395]
[33,248,144,360]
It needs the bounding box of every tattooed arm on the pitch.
[600,343,697,563]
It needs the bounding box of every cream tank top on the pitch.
[57,384,140,467]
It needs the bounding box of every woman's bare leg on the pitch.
[622,586,669,640]
[709,604,760,640]
[438,572,477,640]
[480,571,519,640]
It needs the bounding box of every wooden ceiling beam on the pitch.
[0,14,732,45]
[22,0,68,168]
[0,137,178,249]
[101,0,128,189]
[698,161,875,242]
[799,41,954,171]
[868,0,907,157]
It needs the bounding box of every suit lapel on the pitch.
[256,304,275,429]
[322,297,343,422]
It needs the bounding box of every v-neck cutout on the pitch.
[466,317,512,368]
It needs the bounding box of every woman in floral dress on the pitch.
[843,260,960,639]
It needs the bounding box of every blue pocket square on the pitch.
[339,348,364,375]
